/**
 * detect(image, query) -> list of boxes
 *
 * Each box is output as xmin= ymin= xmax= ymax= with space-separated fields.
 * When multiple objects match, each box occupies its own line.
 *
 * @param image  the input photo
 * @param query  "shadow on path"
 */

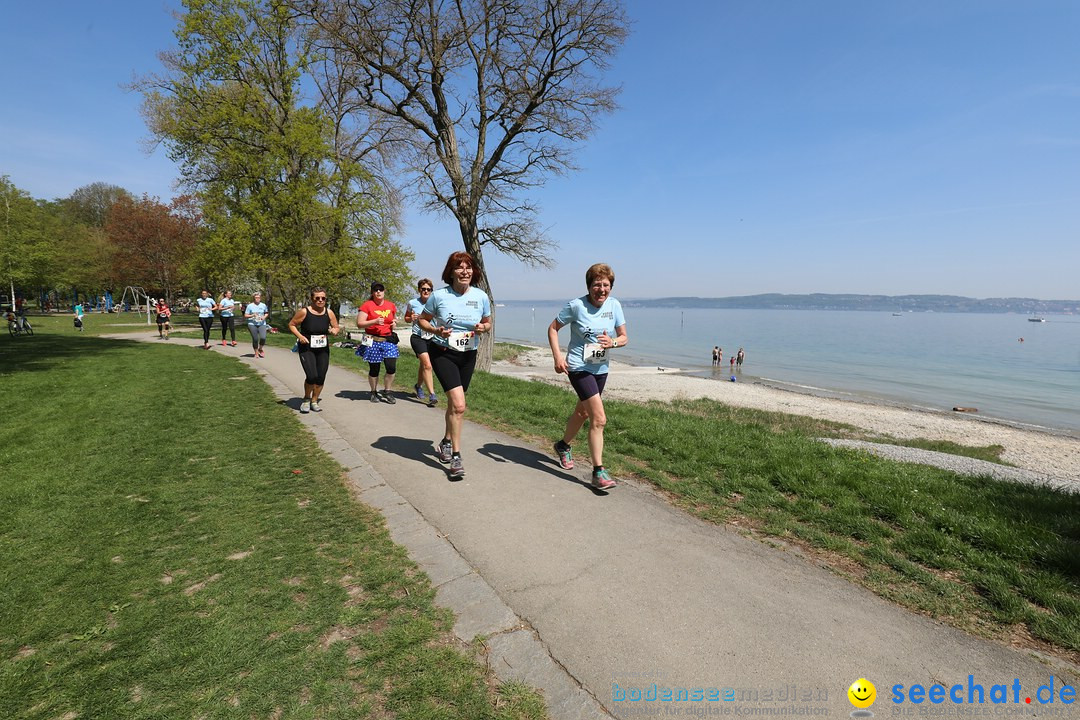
xmin=477 ymin=442 xmax=602 ymax=493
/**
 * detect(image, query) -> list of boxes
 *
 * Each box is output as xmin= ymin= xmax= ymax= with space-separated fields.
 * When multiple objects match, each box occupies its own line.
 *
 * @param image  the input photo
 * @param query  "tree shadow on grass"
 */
xmin=0 ymin=333 xmax=145 ymax=377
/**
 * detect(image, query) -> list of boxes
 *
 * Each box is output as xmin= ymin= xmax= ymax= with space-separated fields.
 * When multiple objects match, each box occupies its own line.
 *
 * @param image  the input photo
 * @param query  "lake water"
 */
xmin=492 ymin=303 xmax=1080 ymax=435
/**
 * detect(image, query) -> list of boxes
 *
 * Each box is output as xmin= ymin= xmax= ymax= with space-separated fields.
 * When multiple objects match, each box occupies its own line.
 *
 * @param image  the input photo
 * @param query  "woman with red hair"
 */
xmin=418 ymin=252 xmax=493 ymax=479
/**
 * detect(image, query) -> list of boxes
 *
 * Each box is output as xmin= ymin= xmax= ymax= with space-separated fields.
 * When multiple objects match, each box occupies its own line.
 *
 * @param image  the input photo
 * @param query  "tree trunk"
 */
xmin=459 ymin=215 xmax=494 ymax=371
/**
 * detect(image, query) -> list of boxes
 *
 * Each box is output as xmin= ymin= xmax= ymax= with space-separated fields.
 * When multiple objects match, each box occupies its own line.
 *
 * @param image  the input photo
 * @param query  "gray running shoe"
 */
xmin=369 ymin=391 xmax=380 ymax=403
xmin=591 ymin=468 xmax=616 ymax=490
xmin=300 ymin=400 xmax=311 ymax=414
xmin=437 ymin=439 xmax=453 ymax=464
xmin=449 ymin=455 xmax=465 ymax=478
xmin=382 ymin=391 xmax=396 ymax=404
xmin=310 ymin=401 xmax=321 ymax=412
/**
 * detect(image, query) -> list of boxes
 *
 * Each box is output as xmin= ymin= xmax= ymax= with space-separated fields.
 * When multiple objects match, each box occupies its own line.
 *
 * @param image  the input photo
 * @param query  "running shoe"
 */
xmin=437 ymin=439 xmax=453 ymax=464
xmin=230 ymin=341 xmax=237 ymax=347
xmin=310 ymin=401 xmax=321 ymax=412
xmin=427 ymin=392 xmax=438 ymax=407
xmin=449 ymin=455 xmax=465 ymax=479
xmin=414 ymin=384 xmax=426 ymax=400
xmin=220 ymin=340 xmax=226 ymax=346
xmin=300 ymin=400 xmax=311 ymax=414
xmin=554 ymin=441 xmax=574 ymax=470
xmin=591 ymin=468 xmax=616 ymax=491
xmin=382 ymin=391 xmax=397 ymax=405
xmin=370 ymin=391 xmax=380 ymax=403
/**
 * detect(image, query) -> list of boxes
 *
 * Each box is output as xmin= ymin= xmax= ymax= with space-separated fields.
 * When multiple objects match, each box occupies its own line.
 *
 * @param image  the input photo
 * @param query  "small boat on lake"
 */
xmin=1028 ymin=317 xmax=1046 ymax=322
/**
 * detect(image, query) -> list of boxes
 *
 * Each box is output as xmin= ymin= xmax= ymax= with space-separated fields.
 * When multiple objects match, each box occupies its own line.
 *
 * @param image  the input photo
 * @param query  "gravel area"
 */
xmin=819 ymin=439 xmax=1079 ymax=494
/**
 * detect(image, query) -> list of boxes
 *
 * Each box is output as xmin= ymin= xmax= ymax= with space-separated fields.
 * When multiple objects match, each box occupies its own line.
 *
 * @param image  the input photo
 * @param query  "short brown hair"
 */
xmin=441 ymin=251 xmax=483 ymax=286
xmin=417 ymin=278 xmax=434 ymax=290
xmin=586 ymin=263 xmax=615 ymax=288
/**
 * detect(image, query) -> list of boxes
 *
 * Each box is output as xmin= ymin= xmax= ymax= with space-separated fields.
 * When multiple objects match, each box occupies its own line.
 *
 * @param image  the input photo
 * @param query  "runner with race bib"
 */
xmin=288 ymin=287 xmax=340 ymax=414
xmin=419 ymin=252 xmax=493 ymax=480
xmin=547 ymin=263 xmax=627 ymax=491
xmin=403 ymin=278 xmax=438 ymax=407
xmin=356 ymin=282 xmax=399 ymax=404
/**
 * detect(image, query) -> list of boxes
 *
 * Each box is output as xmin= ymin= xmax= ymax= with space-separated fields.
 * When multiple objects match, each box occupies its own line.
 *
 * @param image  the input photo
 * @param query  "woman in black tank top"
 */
xmin=287 ymin=287 xmax=340 ymax=414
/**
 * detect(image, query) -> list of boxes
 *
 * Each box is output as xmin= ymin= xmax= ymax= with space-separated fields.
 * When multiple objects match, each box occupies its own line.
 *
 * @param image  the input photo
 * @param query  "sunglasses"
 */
xmin=313 ymin=297 xmax=327 ymax=302
xmin=420 ymin=287 xmax=433 ymax=292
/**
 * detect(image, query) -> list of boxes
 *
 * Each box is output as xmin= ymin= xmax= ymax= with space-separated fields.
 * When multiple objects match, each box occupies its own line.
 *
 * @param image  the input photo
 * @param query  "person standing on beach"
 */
xmin=288 ymin=287 xmax=340 ymax=413
xmin=418 ymin=251 xmax=493 ymax=479
xmin=244 ymin=292 xmax=270 ymax=357
xmin=403 ymin=278 xmax=438 ymax=407
xmin=218 ymin=290 xmax=238 ymax=346
xmin=548 ymin=263 xmax=627 ymax=491
xmin=196 ymin=290 xmax=217 ymax=349
xmin=736 ymin=347 xmax=745 ymax=368
xmin=712 ymin=346 xmax=720 ymax=366
xmin=356 ymin=282 xmax=399 ymax=404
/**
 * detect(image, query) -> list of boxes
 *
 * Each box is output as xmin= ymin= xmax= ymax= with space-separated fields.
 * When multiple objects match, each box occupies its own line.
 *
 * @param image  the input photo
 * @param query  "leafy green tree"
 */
xmin=1 ymin=176 xmax=61 ymax=304
xmin=297 ymin=0 xmax=629 ymax=367
xmin=138 ymin=0 xmax=411 ymax=310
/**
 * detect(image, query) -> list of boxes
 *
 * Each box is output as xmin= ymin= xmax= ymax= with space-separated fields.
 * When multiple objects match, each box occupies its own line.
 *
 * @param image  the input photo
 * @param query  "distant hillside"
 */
xmin=624 ymin=294 xmax=1080 ymax=314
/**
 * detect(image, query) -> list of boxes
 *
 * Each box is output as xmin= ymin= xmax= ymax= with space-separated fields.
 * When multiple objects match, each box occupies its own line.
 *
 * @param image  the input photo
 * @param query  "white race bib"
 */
xmin=359 ymin=334 xmax=374 ymax=347
xmin=448 ymin=330 xmax=478 ymax=351
xmin=310 ymin=334 xmax=328 ymax=349
xmin=420 ymin=329 xmax=435 ymax=340
xmin=583 ymin=343 xmax=607 ymax=364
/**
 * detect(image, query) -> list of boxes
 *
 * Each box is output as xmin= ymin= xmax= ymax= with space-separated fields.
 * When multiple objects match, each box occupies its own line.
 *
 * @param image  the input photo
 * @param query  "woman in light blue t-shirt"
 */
xmin=244 ymin=291 xmax=270 ymax=357
xmin=218 ymin=290 xmax=237 ymax=346
xmin=196 ymin=289 xmax=217 ymax=349
xmin=418 ymin=252 xmax=492 ymax=480
xmin=547 ymin=263 xmax=627 ymax=491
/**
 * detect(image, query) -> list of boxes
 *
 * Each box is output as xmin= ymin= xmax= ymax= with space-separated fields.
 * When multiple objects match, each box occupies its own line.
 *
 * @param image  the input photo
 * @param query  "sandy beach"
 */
xmin=491 ymin=348 xmax=1080 ymax=485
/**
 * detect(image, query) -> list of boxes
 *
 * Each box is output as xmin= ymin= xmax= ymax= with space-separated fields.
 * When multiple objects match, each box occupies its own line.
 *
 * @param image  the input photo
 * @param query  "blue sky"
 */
xmin=2 ymin=1 xmax=1078 ymax=301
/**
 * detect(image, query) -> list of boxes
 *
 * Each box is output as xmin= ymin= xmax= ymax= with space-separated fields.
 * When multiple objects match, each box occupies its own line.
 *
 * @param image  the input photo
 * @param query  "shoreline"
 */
xmin=490 ymin=345 xmax=1080 ymax=483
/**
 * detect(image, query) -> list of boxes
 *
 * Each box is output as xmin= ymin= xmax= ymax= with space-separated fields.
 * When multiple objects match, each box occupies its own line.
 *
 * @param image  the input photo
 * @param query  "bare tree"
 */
xmin=297 ymin=0 xmax=628 ymax=366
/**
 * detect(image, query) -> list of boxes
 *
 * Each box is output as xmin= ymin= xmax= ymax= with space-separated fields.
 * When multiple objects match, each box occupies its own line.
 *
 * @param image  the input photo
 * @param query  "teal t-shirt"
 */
xmin=197 ymin=297 xmax=215 ymax=318
xmin=423 ymin=286 xmax=492 ymax=350
xmin=556 ymin=295 xmax=625 ymax=375
xmin=245 ymin=302 xmax=269 ymax=326
xmin=219 ymin=298 xmax=236 ymax=317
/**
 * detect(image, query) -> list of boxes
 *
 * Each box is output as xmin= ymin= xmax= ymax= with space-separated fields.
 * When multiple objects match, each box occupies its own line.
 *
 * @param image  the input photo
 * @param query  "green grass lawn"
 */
xmin=0 ymin=331 xmax=546 ymax=720
xmin=308 ymin=338 xmax=1080 ymax=659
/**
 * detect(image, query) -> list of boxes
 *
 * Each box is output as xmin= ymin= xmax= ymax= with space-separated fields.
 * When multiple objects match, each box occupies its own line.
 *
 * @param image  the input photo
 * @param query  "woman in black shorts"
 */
xmin=287 ymin=287 xmax=340 ymax=414
xmin=418 ymin=252 xmax=492 ymax=479
xmin=403 ymin=278 xmax=438 ymax=407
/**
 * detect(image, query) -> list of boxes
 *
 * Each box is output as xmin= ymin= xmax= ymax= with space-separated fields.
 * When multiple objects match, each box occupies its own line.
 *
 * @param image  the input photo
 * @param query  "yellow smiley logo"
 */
xmin=848 ymin=678 xmax=876 ymax=709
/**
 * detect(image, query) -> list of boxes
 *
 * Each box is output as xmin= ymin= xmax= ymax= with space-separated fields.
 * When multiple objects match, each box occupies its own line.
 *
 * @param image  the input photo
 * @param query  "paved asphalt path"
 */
xmin=145 ymin=335 xmax=1079 ymax=718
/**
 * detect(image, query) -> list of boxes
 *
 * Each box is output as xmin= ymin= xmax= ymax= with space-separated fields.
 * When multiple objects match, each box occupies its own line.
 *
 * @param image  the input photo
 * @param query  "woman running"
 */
xmin=244 ymin=292 xmax=270 ymax=357
xmin=548 ymin=263 xmax=627 ymax=491
xmin=418 ymin=252 xmax=492 ymax=479
xmin=196 ymin=289 xmax=216 ymax=349
xmin=155 ymin=298 xmax=172 ymax=339
xmin=288 ymin=288 xmax=340 ymax=413
xmin=403 ymin=278 xmax=438 ymax=407
xmin=218 ymin=290 xmax=237 ymax=346
xmin=356 ymin=282 xmax=399 ymax=404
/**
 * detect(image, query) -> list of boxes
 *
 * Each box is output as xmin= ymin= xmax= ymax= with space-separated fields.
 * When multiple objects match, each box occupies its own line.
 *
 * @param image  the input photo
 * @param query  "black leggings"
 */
xmin=368 ymin=358 xmax=397 ymax=377
xmin=429 ymin=344 xmax=477 ymax=393
xmin=199 ymin=317 xmax=214 ymax=344
xmin=220 ymin=316 xmax=235 ymax=341
xmin=299 ymin=347 xmax=330 ymax=386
